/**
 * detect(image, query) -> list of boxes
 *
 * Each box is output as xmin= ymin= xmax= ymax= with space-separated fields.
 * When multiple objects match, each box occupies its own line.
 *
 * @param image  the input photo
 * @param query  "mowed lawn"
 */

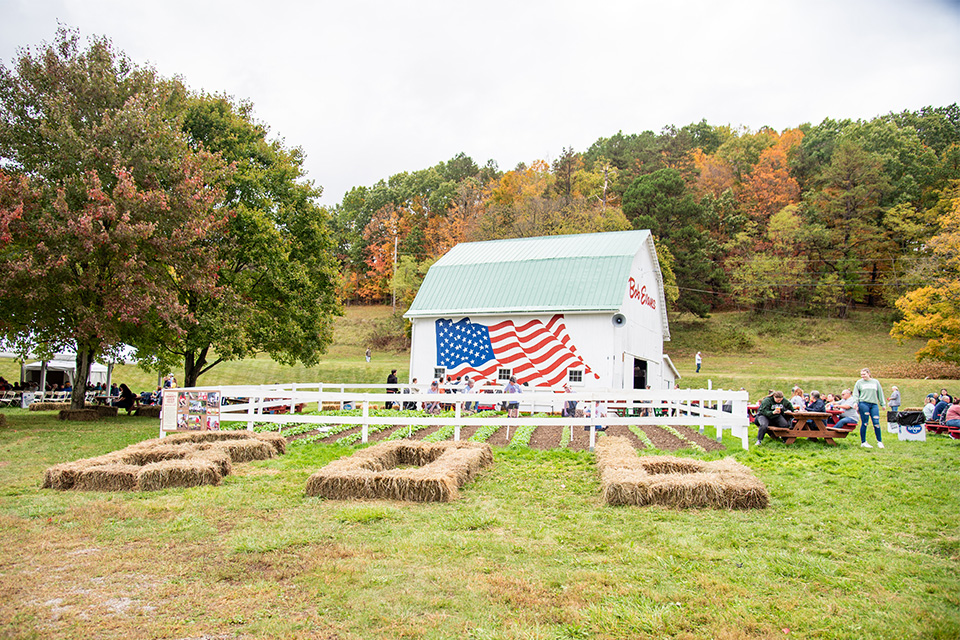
xmin=0 ymin=308 xmax=959 ymax=639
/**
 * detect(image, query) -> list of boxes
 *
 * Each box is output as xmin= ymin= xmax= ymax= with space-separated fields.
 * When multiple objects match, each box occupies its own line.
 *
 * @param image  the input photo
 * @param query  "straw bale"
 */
xmin=191 ymin=448 xmax=233 ymax=477
xmin=596 ymin=437 xmax=768 ymax=510
xmin=254 ymin=431 xmax=287 ymax=456
xmin=137 ymin=459 xmax=222 ymax=491
xmin=92 ymin=406 xmax=119 ymax=417
xmin=201 ymin=439 xmax=276 ymax=463
xmin=134 ymin=405 xmax=162 ymax=418
xmin=57 ymin=409 xmax=101 ymax=421
xmin=119 ymin=443 xmax=201 ymax=466
xmin=305 ymin=440 xmax=493 ymax=502
xmin=73 ymin=464 xmax=140 ymax=492
xmin=30 ymin=402 xmax=70 ymax=412
xmin=42 ymin=461 xmax=89 ymax=490
xmin=163 ymin=430 xmax=259 ymax=445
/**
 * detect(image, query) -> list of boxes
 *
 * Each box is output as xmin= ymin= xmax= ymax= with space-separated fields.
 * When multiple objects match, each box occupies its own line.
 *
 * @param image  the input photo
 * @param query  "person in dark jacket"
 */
xmin=386 ymin=369 xmax=399 ymax=409
xmin=115 ymin=383 xmax=138 ymax=414
xmin=806 ymin=390 xmax=825 ymax=413
xmin=755 ymin=391 xmax=793 ymax=446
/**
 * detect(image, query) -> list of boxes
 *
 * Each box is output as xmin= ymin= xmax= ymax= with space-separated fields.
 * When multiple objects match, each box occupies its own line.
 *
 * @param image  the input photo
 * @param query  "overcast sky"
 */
xmin=2 ymin=0 xmax=959 ymax=205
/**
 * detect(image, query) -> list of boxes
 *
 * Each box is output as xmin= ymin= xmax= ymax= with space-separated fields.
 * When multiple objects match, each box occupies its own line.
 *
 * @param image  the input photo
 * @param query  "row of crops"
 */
xmin=235 ymin=408 xmax=707 ymax=452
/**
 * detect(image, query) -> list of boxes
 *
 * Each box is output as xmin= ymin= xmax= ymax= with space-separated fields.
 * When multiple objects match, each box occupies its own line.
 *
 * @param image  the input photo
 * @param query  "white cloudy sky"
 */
xmin=2 ymin=0 xmax=959 ymax=205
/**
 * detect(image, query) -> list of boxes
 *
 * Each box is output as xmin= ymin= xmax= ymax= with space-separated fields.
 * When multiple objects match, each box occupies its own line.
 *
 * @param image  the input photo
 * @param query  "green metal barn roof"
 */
xmin=404 ymin=230 xmax=653 ymax=317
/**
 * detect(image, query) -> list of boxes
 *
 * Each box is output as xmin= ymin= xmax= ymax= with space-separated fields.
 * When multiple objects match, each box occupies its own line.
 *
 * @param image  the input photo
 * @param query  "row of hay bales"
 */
xmin=305 ymin=440 xmax=494 ymax=502
xmin=43 ymin=430 xmax=285 ymax=492
xmin=596 ymin=436 xmax=769 ymax=509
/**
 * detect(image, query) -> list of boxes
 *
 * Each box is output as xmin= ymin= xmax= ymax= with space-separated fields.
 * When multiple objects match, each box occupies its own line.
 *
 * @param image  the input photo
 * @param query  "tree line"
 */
xmin=332 ymin=105 xmax=960 ymax=326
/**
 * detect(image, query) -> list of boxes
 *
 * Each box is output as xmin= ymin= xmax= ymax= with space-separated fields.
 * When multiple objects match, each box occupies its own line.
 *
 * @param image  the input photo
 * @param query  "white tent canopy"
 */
xmin=22 ymin=360 xmax=109 ymax=386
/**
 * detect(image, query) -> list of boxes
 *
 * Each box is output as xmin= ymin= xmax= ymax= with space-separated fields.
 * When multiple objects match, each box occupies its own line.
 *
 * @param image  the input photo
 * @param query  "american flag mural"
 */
xmin=435 ymin=314 xmax=599 ymax=387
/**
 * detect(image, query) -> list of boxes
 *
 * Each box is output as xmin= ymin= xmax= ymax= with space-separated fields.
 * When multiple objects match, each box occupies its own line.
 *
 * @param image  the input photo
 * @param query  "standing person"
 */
xmin=386 ymin=369 xmax=398 ymax=409
xmin=425 ymin=380 xmax=441 ymax=414
xmin=755 ymin=391 xmax=793 ymax=446
xmin=365 ymin=347 xmax=371 ymax=363
xmin=852 ymin=368 xmax=885 ymax=449
xmin=887 ymin=385 xmax=902 ymax=433
xmin=695 ymin=351 xmax=702 ymax=373
xmin=462 ymin=378 xmax=477 ymax=413
xmin=504 ymin=375 xmax=522 ymax=418
xmin=561 ymin=383 xmax=578 ymax=417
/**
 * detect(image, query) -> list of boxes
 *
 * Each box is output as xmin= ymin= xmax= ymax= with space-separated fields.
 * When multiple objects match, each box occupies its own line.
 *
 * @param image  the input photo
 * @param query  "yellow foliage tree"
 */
xmin=891 ymin=185 xmax=960 ymax=365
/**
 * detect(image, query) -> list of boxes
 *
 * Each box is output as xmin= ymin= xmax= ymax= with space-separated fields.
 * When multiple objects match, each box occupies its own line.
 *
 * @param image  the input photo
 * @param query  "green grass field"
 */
xmin=0 ymin=308 xmax=958 ymax=639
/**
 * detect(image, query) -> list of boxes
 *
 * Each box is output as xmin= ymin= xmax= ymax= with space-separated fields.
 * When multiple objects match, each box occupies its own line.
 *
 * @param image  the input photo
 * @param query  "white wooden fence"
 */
xmin=161 ymin=384 xmax=752 ymax=450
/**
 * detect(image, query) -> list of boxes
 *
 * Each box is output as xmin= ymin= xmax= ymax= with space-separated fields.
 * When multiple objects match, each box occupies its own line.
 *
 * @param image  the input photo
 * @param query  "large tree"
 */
xmin=134 ymin=94 xmax=342 ymax=386
xmin=0 ymin=29 xmax=226 ymax=406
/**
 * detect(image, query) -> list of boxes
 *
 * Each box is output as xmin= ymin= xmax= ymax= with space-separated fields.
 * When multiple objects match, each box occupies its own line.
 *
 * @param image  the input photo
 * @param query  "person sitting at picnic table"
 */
xmin=831 ymin=389 xmax=859 ymax=430
xmin=755 ymin=391 xmax=793 ymax=446
xmin=424 ymin=380 xmax=441 ymax=414
xmin=790 ymin=386 xmax=806 ymax=411
xmin=402 ymin=378 xmax=419 ymax=410
xmin=115 ymin=383 xmax=138 ymax=415
xmin=944 ymin=397 xmax=960 ymax=428
xmin=931 ymin=390 xmax=953 ymax=423
xmin=923 ymin=395 xmax=938 ymax=421
xmin=806 ymin=390 xmax=825 ymax=413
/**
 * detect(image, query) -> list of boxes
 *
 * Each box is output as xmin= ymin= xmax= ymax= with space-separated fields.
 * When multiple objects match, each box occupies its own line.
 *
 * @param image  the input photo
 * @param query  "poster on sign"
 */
xmin=160 ymin=389 xmax=221 ymax=436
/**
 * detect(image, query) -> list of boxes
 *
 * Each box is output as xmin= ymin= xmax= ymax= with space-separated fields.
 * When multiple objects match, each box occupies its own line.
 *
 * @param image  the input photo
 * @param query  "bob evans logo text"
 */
xmin=628 ymin=277 xmax=656 ymax=310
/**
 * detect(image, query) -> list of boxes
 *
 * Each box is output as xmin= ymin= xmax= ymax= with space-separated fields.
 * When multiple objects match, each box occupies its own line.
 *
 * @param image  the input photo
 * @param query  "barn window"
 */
xmin=567 ymin=369 xmax=584 ymax=385
xmin=497 ymin=368 xmax=512 ymax=381
xmin=433 ymin=367 xmax=446 ymax=381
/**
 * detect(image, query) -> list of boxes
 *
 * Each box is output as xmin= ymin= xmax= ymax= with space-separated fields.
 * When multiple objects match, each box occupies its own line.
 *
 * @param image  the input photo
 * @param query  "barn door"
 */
xmin=633 ymin=358 xmax=647 ymax=390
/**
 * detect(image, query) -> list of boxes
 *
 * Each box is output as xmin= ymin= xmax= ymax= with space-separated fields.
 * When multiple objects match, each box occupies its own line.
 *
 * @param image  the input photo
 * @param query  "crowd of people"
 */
xmin=0 ymin=373 xmax=183 ymax=415
xmin=387 ymin=373 xmax=523 ymax=415
xmin=755 ymin=370 xmax=960 ymax=447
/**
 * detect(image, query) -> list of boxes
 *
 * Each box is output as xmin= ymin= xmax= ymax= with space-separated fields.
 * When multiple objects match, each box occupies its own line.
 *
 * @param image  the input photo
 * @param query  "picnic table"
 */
xmin=767 ymin=410 xmax=853 ymax=446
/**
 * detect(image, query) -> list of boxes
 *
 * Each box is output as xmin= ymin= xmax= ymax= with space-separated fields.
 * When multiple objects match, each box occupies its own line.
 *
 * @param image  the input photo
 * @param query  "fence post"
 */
xmin=362 ymin=400 xmax=369 ymax=444
xmin=246 ymin=395 xmax=255 ymax=430
xmin=289 ymin=384 xmax=297 ymax=415
xmin=317 ymin=382 xmax=323 ymax=412
xmin=455 ymin=400 xmax=461 ymax=442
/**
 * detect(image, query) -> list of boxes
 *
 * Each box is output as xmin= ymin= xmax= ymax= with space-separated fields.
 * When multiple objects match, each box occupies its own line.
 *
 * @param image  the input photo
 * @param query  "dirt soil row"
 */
xmin=289 ymin=423 xmax=726 ymax=452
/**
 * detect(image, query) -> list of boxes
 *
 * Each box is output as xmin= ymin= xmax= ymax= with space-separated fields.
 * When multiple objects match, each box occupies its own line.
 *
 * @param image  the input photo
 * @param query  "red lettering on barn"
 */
xmin=628 ymin=277 xmax=656 ymax=310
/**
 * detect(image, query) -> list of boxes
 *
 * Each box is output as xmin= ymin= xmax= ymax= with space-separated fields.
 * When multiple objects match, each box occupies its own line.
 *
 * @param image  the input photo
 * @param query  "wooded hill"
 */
xmin=331 ymin=106 xmax=960 ymax=319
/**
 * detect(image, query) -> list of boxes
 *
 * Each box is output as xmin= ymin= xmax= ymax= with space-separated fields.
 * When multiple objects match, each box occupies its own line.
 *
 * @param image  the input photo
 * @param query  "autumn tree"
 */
xmin=891 ymin=183 xmax=960 ymax=365
xmin=0 ymin=29 xmax=228 ymax=407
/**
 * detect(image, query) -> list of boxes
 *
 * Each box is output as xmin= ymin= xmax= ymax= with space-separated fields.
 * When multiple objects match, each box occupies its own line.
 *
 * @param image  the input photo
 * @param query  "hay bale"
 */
xmin=58 ymin=409 xmax=102 ymax=422
xmin=305 ymin=440 xmax=493 ymax=502
xmin=92 ymin=405 xmax=118 ymax=417
xmin=73 ymin=464 xmax=140 ymax=492
xmin=202 ymin=439 xmax=276 ymax=463
xmin=120 ymin=443 xmax=201 ymax=466
xmin=30 ymin=402 xmax=70 ymax=412
xmin=191 ymin=448 xmax=232 ymax=477
xmin=134 ymin=405 xmax=162 ymax=418
xmin=163 ymin=430 xmax=258 ymax=445
xmin=42 ymin=461 xmax=90 ymax=490
xmin=255 ymin=431 xmax=287 ymax=456
xmin=596 ymin=437 xmax=768 ymax=510
xmin=137 ymin=459 xmax=222 ymax=491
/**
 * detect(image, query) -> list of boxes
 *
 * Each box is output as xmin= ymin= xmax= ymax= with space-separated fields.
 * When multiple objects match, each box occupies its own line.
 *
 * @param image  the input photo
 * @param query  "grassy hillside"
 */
xmin=666 ymin=309 xmax=956 ymax=408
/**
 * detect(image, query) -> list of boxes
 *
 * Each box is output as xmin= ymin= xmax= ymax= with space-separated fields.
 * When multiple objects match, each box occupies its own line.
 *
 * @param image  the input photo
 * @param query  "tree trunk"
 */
xmin=184 ymin=346 xmax=209 ymax=388
xmin=72 ymin=346 xmax=96 ymax=410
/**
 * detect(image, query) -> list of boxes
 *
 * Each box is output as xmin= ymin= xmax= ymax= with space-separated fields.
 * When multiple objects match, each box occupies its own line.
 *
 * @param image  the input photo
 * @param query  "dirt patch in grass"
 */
xmin=528 ymin=425 xmax=563 ymax=449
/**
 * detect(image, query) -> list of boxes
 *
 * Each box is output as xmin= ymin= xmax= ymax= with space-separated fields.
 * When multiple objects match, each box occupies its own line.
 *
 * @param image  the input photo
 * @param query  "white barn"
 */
xmin=404 ymin=230 xmax=679 ymax=390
